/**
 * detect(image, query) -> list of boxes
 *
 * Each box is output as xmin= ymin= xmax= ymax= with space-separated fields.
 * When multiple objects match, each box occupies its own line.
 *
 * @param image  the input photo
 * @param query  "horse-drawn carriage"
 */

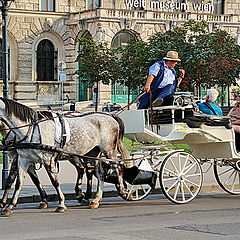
xmin=0 ymin=94 xmax=240 ymax=216
xmin=118 ymin=93 xmax=240 ymax=204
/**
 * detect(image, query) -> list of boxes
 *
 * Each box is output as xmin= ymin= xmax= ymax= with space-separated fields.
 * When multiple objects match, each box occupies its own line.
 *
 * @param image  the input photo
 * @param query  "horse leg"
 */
xmin=89 ymin=160 xmax=104 ymax=209
xmin=69 ymin=157 xmax=86 ymax=204
xmin=84 ymin=162 xmax=95 ymax=205
xmin=28 ymin=164 xmax=48 ymax=209
xmin=1 ymin=160 xmax=29 ymax=217
xmin=114 ymin=164 xmax=131 ymax=200
xmin=0 ymin=158 xmax=18 ymax=208
xmin=44 ymin=161 xmax=67 ymax=213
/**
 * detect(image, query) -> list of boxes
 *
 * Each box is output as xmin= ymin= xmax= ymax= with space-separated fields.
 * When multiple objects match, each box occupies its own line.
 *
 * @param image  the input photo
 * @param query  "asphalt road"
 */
xmin=1 ymin=193 xmax=240 ymax=240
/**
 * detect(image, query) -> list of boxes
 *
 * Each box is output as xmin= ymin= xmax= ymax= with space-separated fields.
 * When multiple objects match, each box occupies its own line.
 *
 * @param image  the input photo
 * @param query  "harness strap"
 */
xmin=56 ymin=113 xmax=67 ymax=148
xmin=203 ymin=102 xmax=218 ymax=115
xmin=0 ymin=143 xmax=150 ymax=163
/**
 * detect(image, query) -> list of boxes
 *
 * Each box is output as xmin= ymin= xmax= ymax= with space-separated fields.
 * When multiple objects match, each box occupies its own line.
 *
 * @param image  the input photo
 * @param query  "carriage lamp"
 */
xmin=0 ymin=0 xmax=14 ymax=189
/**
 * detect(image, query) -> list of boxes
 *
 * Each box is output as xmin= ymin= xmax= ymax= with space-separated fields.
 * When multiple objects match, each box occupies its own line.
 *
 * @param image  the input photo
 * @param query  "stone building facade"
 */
xmin=2 ymin=0 xmax=240 ymax=105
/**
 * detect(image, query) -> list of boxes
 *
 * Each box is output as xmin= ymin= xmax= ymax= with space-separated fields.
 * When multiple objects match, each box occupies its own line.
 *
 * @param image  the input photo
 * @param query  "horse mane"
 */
xmin=0 ymin=97 xmax=36 ymax=122
xmin=38 ymin=111 xmax=54 ymax=120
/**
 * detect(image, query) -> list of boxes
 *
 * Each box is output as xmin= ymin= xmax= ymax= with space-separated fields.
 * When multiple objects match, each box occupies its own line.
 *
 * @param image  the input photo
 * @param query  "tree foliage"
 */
xmin=76 ymin=21 xmax=240 ymax=102
xmin=76 ymin=37 xmax=116 ymax=85
xmin=186 ymin=29 xmax=240 ymax=87
xmin=113 ymin=40 xmax=148 ymax=99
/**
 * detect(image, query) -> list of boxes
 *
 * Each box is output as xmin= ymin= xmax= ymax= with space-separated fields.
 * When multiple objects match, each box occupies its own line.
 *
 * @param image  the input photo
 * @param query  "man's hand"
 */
xmin=179 ymin=69 xmax=185 ymax=78
xmin=177 ymin=69 xmax=185 ymax=87
xmin=144 ymin=83 xmax=151 ymax=93
xmin=144 ymin=75 xmax=154 ymax=92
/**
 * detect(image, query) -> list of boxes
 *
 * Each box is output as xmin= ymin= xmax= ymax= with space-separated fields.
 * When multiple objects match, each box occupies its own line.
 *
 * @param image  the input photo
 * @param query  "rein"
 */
xmin=115 ymin=92 xmax=146 ymax=114
xmin=0 ymin=143 xmax=149 ymax=163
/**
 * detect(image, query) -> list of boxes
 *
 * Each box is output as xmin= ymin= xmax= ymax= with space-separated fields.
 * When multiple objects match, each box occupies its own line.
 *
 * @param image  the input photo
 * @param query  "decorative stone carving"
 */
xmin=96 ymin=23 xmax=105 ymax=44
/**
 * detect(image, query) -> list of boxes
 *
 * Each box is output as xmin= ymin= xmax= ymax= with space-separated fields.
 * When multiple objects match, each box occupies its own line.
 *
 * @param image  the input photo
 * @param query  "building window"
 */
xmin=36 ymin=39 xmax=57 ymax=81
xmin=214 ymin=0 xmax=224 ymax=14
xmin=111 ymin=31 xmax=139 ymax=103
xmin=87 ymin=0 xmax=101 ymax=10
xmin=78 ymin=31 xmax=93 ymax=101
xmin=41 ymin=0 xmax=55 ymax=11
xmin=0 ymin=39 xmax=10 ymax=80
xmin=111 ymin=31 xmax=135 ymax=49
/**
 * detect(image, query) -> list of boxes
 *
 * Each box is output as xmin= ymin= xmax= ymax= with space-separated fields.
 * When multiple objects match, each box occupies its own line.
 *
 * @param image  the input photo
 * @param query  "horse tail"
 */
xmin=111 ymin=114 xmax=132 ymax=167
xmin=111 ymin=114 xmax=125 ymax=140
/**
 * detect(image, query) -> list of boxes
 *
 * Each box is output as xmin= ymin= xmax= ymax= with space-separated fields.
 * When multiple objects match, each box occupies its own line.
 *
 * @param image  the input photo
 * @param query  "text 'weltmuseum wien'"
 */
xmin=125 ymin=0 xmax=214 ymax=12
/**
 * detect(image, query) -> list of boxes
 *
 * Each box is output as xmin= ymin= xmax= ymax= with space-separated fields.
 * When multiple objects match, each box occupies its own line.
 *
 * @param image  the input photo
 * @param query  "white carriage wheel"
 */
xmin=123 ymin=181 xmax=154 ymax=201
xmin=213 ymin=160 xmax=240 ymax=195
xmin=159 ymin=151 xmax=203 ymax=204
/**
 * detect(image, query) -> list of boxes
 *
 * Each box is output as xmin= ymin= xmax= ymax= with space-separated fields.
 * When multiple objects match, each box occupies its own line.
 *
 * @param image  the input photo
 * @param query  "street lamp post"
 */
xmin=0 ymin=0 xmax=14 ymax=189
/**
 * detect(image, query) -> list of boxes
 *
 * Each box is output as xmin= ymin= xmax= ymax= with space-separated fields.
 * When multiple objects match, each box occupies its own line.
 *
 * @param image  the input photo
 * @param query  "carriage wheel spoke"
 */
xmin=166 ymin=180 xmax=179 ymax=193
xmin=164 ymin=168 xmax=178 ymax=177
xmin=178 ymin=153 xmax=182 ymax=173
xmin=185 ymin=173 xmax=201 ymax=178
xmin=170 ymin=157 xmax=179 ymax=174
xmin=173 ymin=182 xmax=180 ymax=200
xmin=180 ymin=182 xmax=185 ymax=202
xmin=183 ymin=181 xmax=194 ymax=197
xmin=140 ymin=185 xmax=147 ymax=194
xmin=183 ymin=162 xmax=197 ymax=175
xmin=162 ymin=177 xmax=178 ymax=182
xmin=218 ymin=168 xmax=233 ymax=177
xmin=185 ymin=178 xmax=201 ymax=188
xmin=135 ymin=188 xmax=139 ymax=199
xmin=182 ymin=154 xmax=189 ymax=173
xmin=127 ymin=185 xmax=134 ymax=199
xmin=223 ymin=169 xmax=235 ymax=185
xmin=231 ymin=171 xmax=237 ymax=191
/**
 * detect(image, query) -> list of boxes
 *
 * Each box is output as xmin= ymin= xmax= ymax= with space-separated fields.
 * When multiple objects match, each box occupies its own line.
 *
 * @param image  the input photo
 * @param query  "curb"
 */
xmin=15 ymin=185 xmax=223 ymax=204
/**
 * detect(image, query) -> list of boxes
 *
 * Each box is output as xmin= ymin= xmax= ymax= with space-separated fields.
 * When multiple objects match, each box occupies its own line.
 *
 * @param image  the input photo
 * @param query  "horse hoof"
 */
xmin=76 ymin=194 xmax=85 ymax=203
xmin=0 ymin=202 xmax=5 ymax=209
xmin=89 ymin=201 xmax=99 ymax=209
xmin=54 ymin=206 xmax=67 ymax=213
xmin=39 ymin=202 xmax=48 ymax=209
xmin=80 ymin=199 xmax=90 ymax=206
xmin=1 ymin=209 xmax=13 ymax=217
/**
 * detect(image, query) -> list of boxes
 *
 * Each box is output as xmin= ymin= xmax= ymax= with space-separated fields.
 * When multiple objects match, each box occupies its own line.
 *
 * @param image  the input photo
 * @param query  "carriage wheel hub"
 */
xmin=178 ymin=174 xmax=185 ymax=182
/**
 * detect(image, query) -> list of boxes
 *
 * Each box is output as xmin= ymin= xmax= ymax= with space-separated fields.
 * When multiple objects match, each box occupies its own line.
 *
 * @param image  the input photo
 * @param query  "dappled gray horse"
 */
xmin=0 ymin=98 xmax=130 ymax=216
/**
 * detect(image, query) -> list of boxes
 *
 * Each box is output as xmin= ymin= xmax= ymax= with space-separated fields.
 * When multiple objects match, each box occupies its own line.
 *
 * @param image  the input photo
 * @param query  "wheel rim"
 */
xmin=160 ymin=151 xmax=203 ymax=204
xmin=214 ymin=160 xmax=240 ymax=195
xmin=124 ymin=182 xmax=153 ymax=201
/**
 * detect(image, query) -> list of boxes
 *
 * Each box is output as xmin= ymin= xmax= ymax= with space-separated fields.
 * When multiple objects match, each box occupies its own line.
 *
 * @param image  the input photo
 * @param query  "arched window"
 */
xmin=78 ymin=31 xmax=93 ymax=101
xmin=111 ymin=31 xmax=139 ymax=103
xmin=36 ymin=39 xmax=57 ymax=81
xmin=111 ymin=31 xmax=135 ymax=49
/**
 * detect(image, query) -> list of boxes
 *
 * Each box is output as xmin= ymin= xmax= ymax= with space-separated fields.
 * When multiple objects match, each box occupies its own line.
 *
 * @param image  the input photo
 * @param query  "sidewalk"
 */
xmin=0 ymin=160 xmax=223 ymax=204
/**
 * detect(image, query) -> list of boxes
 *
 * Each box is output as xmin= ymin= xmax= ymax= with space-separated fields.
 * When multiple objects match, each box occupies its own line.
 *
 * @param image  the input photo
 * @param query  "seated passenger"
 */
xmin=138 ymin=51 xmax=185 ymax=109
xmin=197 ymin=89 xmax=223 ymax=116
xmin=227 ymin=95 xmax=240 ymax=134
xmin=227 ymin=95 xmax=240 ymax=151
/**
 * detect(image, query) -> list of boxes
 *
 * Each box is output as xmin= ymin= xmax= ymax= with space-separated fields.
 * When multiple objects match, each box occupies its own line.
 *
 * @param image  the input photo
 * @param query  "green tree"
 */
xmin=186 ymin=29 xmax=240 ymax=88
xmin=114 ymin=40 xmax=148 ymax=105
xmin=76 ymin=38 xmax=116 ymax=111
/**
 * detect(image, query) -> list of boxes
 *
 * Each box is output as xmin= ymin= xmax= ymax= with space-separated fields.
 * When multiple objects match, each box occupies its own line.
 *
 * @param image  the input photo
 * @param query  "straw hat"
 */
xmin=163 ymin=51 xmax=181 ymax=62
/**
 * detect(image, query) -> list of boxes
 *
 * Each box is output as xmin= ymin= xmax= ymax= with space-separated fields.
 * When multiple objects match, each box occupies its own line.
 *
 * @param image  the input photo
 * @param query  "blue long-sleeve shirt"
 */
xmin=197 ymin=102 xmax=223 ymax=116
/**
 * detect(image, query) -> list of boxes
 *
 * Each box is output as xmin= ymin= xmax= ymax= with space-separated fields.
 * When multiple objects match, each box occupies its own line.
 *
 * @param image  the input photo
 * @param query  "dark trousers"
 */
xmin=138 ymin=84 xmax=175 ymax=109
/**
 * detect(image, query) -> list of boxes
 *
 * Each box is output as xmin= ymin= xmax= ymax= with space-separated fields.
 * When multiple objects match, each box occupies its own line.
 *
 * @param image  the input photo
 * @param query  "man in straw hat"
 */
xmin=138 ymin=50 xmax=185 ymax=109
